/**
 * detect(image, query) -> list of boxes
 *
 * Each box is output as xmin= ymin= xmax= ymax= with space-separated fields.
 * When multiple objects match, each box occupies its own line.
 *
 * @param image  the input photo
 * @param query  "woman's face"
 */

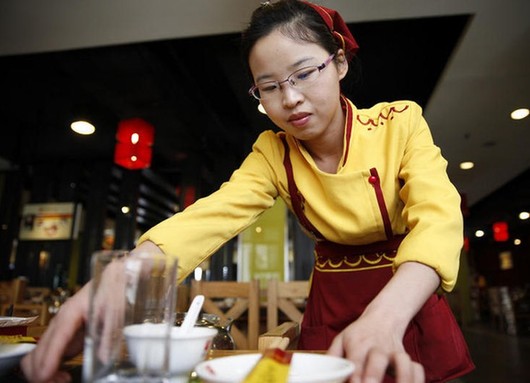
xmin=248 ymin=30 xmax=348 ymax=142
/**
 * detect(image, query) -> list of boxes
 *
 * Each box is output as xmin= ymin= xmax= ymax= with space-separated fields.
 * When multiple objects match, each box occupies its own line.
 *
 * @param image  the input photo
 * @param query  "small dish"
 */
xmin=0 ymin=316 xmax=38 ymax=327
xmin=0 ymin=343 xmax=36 ymax=376
xmin=195 ymin=352 xmax=355 ymax=383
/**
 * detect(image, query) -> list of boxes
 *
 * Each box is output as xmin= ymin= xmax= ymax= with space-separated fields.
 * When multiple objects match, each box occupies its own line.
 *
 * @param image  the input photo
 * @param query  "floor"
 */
xmin=448 ymin=322 xmax=530 ymax=383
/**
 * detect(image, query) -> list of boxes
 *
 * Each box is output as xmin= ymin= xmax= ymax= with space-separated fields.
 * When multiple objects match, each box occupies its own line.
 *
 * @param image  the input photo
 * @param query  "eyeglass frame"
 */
xmin=248 ymin=53 xmax=336 ymax=100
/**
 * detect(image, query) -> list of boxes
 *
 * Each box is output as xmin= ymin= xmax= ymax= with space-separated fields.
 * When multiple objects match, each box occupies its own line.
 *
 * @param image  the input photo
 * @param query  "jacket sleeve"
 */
xmin=393 ymin=102 xmax=463 ymax=292
xmin=137 ymin=131 xmax=282 ymax=283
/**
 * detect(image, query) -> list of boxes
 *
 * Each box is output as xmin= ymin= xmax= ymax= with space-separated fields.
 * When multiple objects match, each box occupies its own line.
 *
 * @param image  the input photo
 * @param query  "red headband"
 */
xmin=303 ymin=1 xmax=359 ymax=59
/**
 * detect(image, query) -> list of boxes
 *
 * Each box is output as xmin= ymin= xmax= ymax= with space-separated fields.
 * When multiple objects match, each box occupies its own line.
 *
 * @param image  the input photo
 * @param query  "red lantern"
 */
xmin=114 ymin=118 xmax=154 ymax=170
xmin=115 ymin=118 xmax=154 ymax=145
xmin=492 ymin=221 xmax=509 ymax=242
xmin=114 ymin=141 xmax=153 ymax=170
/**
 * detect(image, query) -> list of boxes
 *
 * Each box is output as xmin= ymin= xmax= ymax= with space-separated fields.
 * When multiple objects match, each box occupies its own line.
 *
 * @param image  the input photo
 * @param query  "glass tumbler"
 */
xmin=82 ymin=250 xmax=178 ymax=383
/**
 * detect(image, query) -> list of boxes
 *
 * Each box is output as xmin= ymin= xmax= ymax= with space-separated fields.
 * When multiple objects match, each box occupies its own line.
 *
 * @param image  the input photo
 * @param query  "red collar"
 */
xmin=341 ymin=95 xmax=354 ymax=166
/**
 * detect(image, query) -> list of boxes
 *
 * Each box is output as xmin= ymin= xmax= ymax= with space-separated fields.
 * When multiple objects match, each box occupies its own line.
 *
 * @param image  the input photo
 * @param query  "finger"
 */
xmin=22 ymin=316 xmax=81 ymax=382
xmin=19 ymin=367 xmax=73 ymax=383
xmin=96 ymin=259 xmax=127 ymax=362
xmin=328 ymin=336 xmax=367 ymax=383
xmin=392 ymin=352 xmax=425 ymax=383
xmin=47 ymin=370 xmax=73 ymax=383
xmin=412 ymin=361 xmax=425 ymax=383
xmin=97 ymin=302 xmax=125 ymax=362
xmin=391 ymin=352 xmax=409 ymax=382
xmin=361 ymin=349 xmax=388 ymax=383
xmin=21 ymin=291 xmax=87 ymax=382
xmin=327 ymin=336 xmax=362 ymax=383
xmin=327 ymin=333 xmax=344 ymax=357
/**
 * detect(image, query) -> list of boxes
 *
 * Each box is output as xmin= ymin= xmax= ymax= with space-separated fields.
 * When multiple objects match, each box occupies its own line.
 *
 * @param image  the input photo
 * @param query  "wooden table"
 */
xmin=8 ymin=349 xmax=325 ymax=382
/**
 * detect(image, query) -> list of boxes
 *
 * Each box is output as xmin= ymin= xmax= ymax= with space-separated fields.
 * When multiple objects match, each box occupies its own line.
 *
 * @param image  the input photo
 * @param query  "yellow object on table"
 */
xmin=0 ymin=335 xmax=37 ymax=344
xmin=242 ymin=348 xmax=292 ymax=383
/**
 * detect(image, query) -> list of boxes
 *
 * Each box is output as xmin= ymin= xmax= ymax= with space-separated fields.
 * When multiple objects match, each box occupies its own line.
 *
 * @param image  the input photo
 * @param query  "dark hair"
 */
xmin=241 ymin=0 xmax=360 ymax=90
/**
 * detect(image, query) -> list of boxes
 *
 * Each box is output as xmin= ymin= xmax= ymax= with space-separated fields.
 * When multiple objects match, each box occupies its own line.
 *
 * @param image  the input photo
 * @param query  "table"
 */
xmin=6 ymin=349 xmax=325 ymax=382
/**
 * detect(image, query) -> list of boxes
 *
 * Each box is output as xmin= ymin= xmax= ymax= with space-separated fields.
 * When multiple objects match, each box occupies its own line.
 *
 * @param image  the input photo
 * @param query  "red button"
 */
xmin=368 ymin=175 xmax=378 ymax=184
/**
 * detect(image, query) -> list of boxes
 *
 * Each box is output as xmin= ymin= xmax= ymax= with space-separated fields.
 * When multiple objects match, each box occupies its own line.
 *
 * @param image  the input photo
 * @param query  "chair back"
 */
xmin=176 ymin=283 xmax=190 ymax=313
xmin=24 ymin=287 xmax=51 ymax=304
xmin=191 ymin=279 xmax=260 ymax=349
xmin=0 ymin=279 xmax=52 ymax=327
xmin=0 ymin=277 xmax=27 ymax=305
xmin=266 ymin=279 xmax=309 ymax=331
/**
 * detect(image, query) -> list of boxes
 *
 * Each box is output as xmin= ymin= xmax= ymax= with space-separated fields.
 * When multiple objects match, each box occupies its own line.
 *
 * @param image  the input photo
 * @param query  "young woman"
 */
xmin=22 ymin=1 xmax=474 ymax=382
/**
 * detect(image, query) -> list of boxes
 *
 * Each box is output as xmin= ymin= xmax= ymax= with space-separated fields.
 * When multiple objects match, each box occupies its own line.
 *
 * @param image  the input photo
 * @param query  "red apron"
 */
xmin=281 ymin=137 xmax=475 ymax=383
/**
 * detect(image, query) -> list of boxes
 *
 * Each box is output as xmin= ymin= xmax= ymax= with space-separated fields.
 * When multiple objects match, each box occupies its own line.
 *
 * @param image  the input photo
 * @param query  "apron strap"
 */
xmin=281 ymin=135 xmax=325 ymax=240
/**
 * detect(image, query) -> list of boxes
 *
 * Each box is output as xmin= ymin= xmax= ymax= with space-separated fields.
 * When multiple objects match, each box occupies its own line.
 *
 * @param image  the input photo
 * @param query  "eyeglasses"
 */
xmin=248 ymin=53 xmax=335 ymax=100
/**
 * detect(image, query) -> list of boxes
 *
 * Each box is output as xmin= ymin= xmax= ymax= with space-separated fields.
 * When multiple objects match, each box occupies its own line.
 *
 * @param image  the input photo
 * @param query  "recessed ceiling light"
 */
xmin=510 ymin=108 xmax=529 ymax=120
xmin=519 ymin=211 xmax=530 ymax=220
xmin=70 ymin=120 xmax=95 ymax=135
xmin=514 ymin=238 xmax=522 ymax=246
xmin=459 ymin=161 xmax=474 ymax=170
xmin=475 ymin=229 xmax=485 ymax=238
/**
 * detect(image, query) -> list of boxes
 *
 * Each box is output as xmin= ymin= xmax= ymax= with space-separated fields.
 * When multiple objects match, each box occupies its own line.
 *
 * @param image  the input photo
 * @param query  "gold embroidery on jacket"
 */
xmin=356 ymin=105 xmax=409 ymax=129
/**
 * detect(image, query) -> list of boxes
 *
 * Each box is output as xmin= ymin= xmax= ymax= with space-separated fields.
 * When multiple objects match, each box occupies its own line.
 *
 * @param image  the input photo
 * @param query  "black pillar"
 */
xmin=113 ymin=168 xmax=141 ymax=250
xmin=0 ymin=169 xmax=24 ymax=280
xmin=78 ymin=161 xmax=112 ymax=284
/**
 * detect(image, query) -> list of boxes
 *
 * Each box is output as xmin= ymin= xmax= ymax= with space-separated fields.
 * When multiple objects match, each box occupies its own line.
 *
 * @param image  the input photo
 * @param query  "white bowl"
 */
xmin=195 ymin=352 xmax=355 ymax=383
xmin=124 ymin=323 xmax=217 ymax=379
xmin=0 ymin=343 xmax=36 ymax=376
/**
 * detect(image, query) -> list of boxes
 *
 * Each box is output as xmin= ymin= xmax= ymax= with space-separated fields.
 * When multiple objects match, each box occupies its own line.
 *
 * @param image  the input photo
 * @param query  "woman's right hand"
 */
xmin=20 ymin=241 xmax=164 ymax=383
xmin=21 ymin=282 xmax=90 ymax=383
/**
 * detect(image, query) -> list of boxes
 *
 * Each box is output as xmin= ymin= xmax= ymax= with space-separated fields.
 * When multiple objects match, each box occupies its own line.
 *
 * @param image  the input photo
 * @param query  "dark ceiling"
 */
xmin=0 ymin=13 xmax=528 ymax=236
xmin=0 ymin=15 xmax=468 ymax=189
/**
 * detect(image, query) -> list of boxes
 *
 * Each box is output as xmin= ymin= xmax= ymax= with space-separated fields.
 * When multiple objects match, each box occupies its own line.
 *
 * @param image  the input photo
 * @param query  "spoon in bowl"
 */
xmin=179 ymin=294 xmax=204 ymax=334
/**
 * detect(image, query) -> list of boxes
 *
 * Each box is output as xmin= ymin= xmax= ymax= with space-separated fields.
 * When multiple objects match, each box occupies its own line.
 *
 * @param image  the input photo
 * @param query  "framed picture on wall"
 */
xmin=19 ymin=202 xmax=81 ymax=241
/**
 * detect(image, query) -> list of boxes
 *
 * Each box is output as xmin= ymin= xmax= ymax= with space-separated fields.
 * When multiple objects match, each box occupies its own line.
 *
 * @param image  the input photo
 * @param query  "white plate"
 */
xmin=195 ymin=352 xmax=355 ymax=383
xmin=0 ymin=343 xmax=36 ymax=376
xmin=0 ymin=316 xmax=38 ymax=327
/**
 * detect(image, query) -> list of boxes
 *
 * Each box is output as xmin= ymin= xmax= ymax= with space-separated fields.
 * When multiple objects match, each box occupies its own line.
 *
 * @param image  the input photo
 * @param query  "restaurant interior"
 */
xmin=0 ymin=1 xmax=529 ymax=382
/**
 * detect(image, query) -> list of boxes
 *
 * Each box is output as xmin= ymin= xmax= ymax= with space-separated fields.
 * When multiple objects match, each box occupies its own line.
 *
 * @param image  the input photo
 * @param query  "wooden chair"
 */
xmin=258 ymin=321 xmax=300 ymax=351
xmin=266 ymin=279 xmax=309 ymax=331
xmin=0 ymin=282 xmax=12 ymax=306
xmin=24 ymin=286 xmax=51 ymax=304
xmin=259 ymin=279 xmax=309 ymax=350
xmin=176 ymin=283 xmax=190 ymax=313
xmin=0 ymin=280 xmax=52 ymax=327
xmin=0 ymin=277 xmax=27 ymax=306
xmin=191 ymin=279 xmax=260 ymax=349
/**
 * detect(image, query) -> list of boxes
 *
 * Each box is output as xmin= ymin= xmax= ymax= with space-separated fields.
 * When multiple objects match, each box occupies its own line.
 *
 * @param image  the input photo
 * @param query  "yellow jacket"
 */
xmin=139 ymin=99 xmax=463 ymax=291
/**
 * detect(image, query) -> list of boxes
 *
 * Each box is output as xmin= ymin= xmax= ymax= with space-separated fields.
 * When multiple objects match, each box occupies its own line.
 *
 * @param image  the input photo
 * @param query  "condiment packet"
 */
xmin=243 ymin=348 xmax=292 ymax=383
xmin=0 ymin=335 xmax=37 ymax=344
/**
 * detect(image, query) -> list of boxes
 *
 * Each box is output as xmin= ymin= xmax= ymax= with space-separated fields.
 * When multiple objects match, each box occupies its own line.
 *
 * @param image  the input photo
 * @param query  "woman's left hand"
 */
xmin=326 ymin=261 xmax=441 ymax=383
xmin=328 ymin=314 xmax=424 ymax=383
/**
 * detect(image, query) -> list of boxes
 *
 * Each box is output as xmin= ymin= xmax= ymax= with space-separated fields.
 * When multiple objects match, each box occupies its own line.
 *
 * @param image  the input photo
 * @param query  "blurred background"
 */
xmin=0 ymin=0 xmax=529 ymax=363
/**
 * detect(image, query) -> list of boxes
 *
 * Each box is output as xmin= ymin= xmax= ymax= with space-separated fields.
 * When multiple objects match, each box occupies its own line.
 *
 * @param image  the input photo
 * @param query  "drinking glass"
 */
xmin=82 ymin=250 xmax=178 ymax=383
